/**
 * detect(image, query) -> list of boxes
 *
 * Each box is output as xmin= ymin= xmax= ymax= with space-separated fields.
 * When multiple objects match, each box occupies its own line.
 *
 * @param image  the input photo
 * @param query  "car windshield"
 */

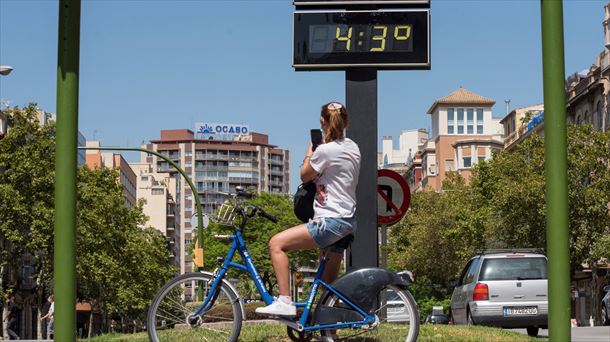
xmin=386 ymin=290 xmax=400 ymax=301
xmin=479 ymin=257 xmax=547 ymax=281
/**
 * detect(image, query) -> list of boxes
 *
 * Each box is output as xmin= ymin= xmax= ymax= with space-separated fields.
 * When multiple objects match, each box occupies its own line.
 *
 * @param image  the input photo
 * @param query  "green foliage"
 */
xmin=0 ymin=104 xmax=55 ymax=299
xmin=0 ymin=104 xmax=174 ymax=321
xmin=201 ymin=192 xmax=318 ymax=293
xmin=387 ymin=173 xmax=487 ymax=288
xmin=388 ymin=124 xmax=610 ymax=306
xmin=76 ymin=167 xmax=175 ymax=316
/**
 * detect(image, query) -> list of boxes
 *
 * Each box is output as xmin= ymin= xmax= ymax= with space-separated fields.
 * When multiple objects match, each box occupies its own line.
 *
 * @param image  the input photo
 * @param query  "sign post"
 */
xmin=293 ymin=0 xmax=429 ymax=270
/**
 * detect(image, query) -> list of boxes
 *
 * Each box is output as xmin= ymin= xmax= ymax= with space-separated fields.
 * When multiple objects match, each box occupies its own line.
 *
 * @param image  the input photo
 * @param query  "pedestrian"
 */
xmin=256 ymin=101 xmax=361 ymax=316
xmin=2 ymin=295 xmax=20 ymax=340
xmin=40 ymin=294 xmax=54 ymax=339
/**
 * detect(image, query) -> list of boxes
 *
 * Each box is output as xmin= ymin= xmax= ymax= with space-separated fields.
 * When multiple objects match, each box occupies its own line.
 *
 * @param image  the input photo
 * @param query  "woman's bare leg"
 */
xmin=268 ymin=224 xmax=318 ymax=296
xmin=320 ymin=250 xmax=343 ymax=283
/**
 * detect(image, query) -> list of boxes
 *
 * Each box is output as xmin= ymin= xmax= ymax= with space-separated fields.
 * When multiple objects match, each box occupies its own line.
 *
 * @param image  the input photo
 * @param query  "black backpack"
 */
xmin=293 ymin=181 xmax=316 ymax=223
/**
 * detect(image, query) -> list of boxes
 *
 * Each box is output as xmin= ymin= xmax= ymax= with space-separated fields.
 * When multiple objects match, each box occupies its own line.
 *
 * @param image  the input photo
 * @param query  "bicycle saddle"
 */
xmin=327 ymin=234 xmax=354 ymax=252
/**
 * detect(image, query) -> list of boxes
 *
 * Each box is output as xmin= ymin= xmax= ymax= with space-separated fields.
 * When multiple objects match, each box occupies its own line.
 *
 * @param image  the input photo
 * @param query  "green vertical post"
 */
xmin=540 ymin=1 xmax=571 ymax=341
xmin=55 ymin=0 xmax=81 ymax=341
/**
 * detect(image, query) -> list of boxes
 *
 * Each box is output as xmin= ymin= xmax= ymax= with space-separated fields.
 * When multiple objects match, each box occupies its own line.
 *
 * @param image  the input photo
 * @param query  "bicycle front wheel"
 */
xmin=319 ymin=285 xmax=419 ymax=342
xmin=147 ymin=272 xmax=242 ymax=342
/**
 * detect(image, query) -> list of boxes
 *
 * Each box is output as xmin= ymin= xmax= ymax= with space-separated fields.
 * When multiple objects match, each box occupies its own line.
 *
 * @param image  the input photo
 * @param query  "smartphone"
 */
xmin=310 ymin=129 xmax=323 ymax=151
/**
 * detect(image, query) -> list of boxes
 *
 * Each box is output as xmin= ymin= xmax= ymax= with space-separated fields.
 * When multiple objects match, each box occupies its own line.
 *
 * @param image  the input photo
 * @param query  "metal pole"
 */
xmin=54 ymin=0 xmax=81 ymax=341
xmin=540 ymin=1 xmax=571 ymax=340
xmin=77 ymin=147 xmax=205 ymax=250
xmin=346 ymin=69 xmax=378 ymax=270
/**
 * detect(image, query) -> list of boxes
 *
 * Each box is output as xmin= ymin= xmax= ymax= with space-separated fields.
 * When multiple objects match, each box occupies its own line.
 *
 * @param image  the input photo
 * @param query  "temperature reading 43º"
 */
xmin=310 ymin=24 xmax=413 ymax=53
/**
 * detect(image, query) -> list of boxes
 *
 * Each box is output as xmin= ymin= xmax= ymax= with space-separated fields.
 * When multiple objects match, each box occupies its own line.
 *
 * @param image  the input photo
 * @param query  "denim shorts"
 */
xmin=306 ymin=217 xmax=356 ymax=251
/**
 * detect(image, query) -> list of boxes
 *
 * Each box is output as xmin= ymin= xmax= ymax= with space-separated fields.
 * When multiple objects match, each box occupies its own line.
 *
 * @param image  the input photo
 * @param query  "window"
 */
xmin=447 ymin=108 xmax=455 ymax=134
xmin=595 ymin=101 xmax=603 ymax=130
xmin=152 ymin=189 xmax=164 ymax=195
xmin=467 ymin=109 xmax=474 ymax=134
xmin=185 ymin=151 xmax=192 ymax=157
xmin=463 ymin=157 xmax=472 ymax=168
xmin=479 ymin=257 xmax=547 ymax=281
xmin=476 ymin=109 xmax=484 ymax=134
xmin=464 ymin=258 xmax=481 ymax=284
xmin=141 ymin=176 xmax=148 ymax=181
xmin=457 ymin=109 xmax=464 ymax=134
xmin=478 ymin=156 xmax=486 ymax=163
xmin=445 ymin=159 xmax=455 ymax=172
xmin=184 ymin=162 xmax=192 ymax=168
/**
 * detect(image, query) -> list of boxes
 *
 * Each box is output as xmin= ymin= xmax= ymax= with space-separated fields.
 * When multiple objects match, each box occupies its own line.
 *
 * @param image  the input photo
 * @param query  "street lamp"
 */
xmin=0 ymin=65 xmax=14 ymax=76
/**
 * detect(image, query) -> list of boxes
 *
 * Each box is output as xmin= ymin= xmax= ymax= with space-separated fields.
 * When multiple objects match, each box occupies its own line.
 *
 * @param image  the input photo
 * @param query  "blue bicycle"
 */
xmin=147 ymin=188 xmax=420 ymax=341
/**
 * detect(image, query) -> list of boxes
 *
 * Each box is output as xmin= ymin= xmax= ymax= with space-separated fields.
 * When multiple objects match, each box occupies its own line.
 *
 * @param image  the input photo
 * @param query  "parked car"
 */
xmin=449 ymin=249 xmax=548 ymax=337
xmin=602 ymin=285 xmax=610 ymax=326
xmin=386 ymin=289 xmax=411 ymax=323
xmin=424 ymin=314 xmax=449 ymax=325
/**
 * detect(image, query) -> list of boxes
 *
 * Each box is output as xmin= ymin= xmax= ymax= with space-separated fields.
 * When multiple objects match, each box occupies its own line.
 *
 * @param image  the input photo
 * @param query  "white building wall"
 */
xmin=382 ymin=129 xmax=428 ymax=165
xmin=431 ymin=111 xmax=440 ymax=140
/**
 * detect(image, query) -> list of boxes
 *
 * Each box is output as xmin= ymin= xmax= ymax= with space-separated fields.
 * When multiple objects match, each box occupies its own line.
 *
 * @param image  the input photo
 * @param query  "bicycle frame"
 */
xmin=193 ymin=229 xmax=377 ymax=331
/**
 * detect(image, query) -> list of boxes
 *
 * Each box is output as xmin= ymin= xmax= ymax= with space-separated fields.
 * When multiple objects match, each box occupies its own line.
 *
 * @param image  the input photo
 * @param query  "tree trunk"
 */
xmin=88 ymin=311 xmax=94 ymax=338
xmin=2 ymin=305 xmax=8 ymax=339
xmin=37 ymin=306 xmax=43 ymax=339
xmin=591 ymin=266 xmax=601 ymax=326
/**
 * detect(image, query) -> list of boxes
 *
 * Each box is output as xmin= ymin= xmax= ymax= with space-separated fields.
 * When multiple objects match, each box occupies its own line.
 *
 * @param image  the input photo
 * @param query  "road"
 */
xmin=512 ymin=327 xmax=610 ymax=341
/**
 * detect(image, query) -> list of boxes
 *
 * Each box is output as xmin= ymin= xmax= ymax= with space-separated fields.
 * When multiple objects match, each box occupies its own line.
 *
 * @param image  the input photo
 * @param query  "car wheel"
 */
xmin=602 ymin=305 xmax=609 ymax=326
xmin=466 ymin=308 xmax=475 ymax=326
xmin=526 ymin=326 xmax=539 ymax=337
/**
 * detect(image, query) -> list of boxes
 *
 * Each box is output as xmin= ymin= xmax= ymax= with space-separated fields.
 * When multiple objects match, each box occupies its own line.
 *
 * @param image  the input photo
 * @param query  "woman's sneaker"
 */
xmin=255 ymin=300 xmax=296 ymax=316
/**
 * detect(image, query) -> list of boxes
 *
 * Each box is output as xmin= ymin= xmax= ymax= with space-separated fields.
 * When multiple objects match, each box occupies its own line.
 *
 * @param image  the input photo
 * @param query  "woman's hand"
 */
xmin=301 ymin=143 xmax=318 ymax=182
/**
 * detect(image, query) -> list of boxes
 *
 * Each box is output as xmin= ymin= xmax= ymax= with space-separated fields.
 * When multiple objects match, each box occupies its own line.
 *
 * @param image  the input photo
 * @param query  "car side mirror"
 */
xmin=448 ymin=279 xmax=458 ymax=288
xmin=604 ymin=285 xmax=610 ymax=293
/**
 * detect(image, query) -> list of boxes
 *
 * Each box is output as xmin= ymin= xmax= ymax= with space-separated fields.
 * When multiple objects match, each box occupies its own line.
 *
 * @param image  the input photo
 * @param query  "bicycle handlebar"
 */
xmin=256 ymin=207 xmax=278 ymax=223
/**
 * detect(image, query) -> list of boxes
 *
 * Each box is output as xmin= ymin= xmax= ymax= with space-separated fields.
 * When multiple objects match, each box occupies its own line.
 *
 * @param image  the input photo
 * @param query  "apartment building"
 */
xmin=130 ymin=163 xmax=180 ymax=268
xmin=141 ymin=125 xmax=290 ymax=274
xmin=421 ymin=87 xmax=504 ymax=191
xmin=85 ymin=140 xmax=137 ymax=207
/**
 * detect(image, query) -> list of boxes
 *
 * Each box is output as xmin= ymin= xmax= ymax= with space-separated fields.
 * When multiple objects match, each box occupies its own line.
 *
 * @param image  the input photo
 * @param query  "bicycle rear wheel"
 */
xmin=147 ymin=272 xmax=242 ymax=342
xmin=319 ymin=285 xmax=419 ymax=342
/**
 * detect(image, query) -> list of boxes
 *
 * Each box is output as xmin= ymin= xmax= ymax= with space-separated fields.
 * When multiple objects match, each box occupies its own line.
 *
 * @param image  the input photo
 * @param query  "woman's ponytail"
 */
xmin=321 ymin=102 xmax=348 ymax=142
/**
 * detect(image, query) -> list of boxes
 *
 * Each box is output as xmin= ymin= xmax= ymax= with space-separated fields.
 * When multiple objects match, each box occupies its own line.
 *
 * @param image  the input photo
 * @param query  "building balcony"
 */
xmin=229 ymin=177 xmax=258 ymax=184
xmin=194 ymin=166 xmax=229 ymax=172
xmin=268 ymin=159 xmax=284 ymax=165
xmin=269 ymin=169 xmax=284 ymax=176
xmin=269 ymin=180 xmax=284 ymax=187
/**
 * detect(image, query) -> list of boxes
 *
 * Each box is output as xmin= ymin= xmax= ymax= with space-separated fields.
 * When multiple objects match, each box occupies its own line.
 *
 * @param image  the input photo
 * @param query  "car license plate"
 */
xmin=503 ymin=306 xmax=538 ymax=316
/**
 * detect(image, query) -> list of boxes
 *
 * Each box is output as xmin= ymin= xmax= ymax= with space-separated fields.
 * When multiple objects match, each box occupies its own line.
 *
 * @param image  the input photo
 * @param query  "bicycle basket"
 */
xmin=213 ymin=201 xmax=238 ymax=226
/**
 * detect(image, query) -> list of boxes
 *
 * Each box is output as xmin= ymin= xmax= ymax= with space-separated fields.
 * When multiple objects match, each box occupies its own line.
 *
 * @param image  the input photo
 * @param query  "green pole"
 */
xmin=78 ymin=147 xmax=205 ymax=249
xmin=54 ymin=0 xmax=81 ymax=341
xmin=540 ymin=1 xmax=571 ymax=341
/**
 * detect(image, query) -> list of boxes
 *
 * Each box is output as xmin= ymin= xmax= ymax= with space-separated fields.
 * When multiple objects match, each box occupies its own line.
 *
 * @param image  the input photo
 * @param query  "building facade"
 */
xmin=142 ymin=127 xmax=290 ymax=274
xmin=130 ymin=162 xmax=180 ymax=268
xmin=421 ymin=87 xmax=504 ymax=191
xmin=85 ymin=140 xmax=137 ymax=208
xmin=500 ymin=104 xmax=544 ymax=150
xmin=381 ymin=129 xmax=429 ymax=166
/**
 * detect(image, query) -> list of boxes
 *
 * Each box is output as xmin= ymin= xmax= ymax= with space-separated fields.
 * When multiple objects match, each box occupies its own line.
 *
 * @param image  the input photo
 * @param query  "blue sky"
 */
xmin=0 ymin=0 xmax=606 ymax=191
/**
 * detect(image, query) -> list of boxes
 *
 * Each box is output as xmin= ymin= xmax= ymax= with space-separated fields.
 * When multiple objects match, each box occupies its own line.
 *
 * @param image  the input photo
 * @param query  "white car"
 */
xmin=449 ymin=249 xmax=548 ymax=337
xmin=385 ymin=289 xmax=411 ymax=323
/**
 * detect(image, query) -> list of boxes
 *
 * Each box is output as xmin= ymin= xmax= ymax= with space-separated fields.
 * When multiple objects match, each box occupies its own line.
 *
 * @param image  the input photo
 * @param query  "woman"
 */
xmin=41 ymin=294 xmax=54 ymax=339
xmin=256 ymin=102 xmax=361 ymax=316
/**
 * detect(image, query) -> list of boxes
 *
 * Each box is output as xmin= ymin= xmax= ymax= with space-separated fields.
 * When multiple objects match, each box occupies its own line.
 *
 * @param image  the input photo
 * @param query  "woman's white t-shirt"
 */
xmin=309 ymin=138 xmax=361 ymax=219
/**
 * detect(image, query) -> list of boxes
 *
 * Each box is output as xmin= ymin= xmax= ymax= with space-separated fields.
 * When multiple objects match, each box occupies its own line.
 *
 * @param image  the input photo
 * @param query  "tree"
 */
xmin=387 ymin=125 xmax=610 ymax=323
xmin=0 ymin=104 xmax=55 ymax=338
xmin=0 ymin=104 xmax=175 ymax=337
xmin=76 ymin=167 xmax=175 ymax=334
xmin=201 ymin=192 xmax=318 ymax=294
xmin=387 ymin=173 xmax=489 ymax=301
